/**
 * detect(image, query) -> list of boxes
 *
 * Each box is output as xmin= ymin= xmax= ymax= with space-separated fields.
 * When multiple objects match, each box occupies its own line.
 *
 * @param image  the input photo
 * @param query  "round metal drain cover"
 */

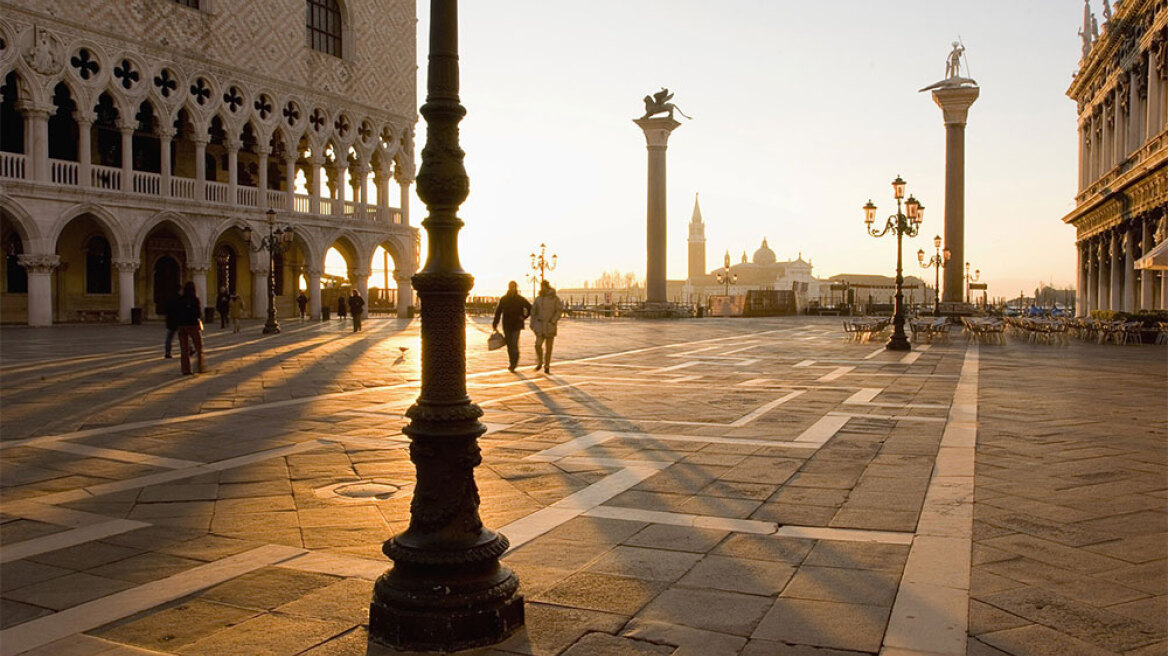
xmin=315 ymin=480 xmax=407 ymax=501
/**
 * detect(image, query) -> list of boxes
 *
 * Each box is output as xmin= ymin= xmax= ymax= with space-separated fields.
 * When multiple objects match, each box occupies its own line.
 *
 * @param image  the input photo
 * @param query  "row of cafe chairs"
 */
xmin=960 ymin=317 xmax=1006 ymax=344
xmin=909 ymin=318 xmax=951 ymax=343
xmin=1003 ymin=317 xmax=1071 ymax=345
xmin=842 ymin=317 xmax=890 ymax=343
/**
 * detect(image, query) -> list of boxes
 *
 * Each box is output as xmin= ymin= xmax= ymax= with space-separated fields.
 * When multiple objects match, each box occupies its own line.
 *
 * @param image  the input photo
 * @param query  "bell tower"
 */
xmin=687 ymin=193 xmax=706 ymax=281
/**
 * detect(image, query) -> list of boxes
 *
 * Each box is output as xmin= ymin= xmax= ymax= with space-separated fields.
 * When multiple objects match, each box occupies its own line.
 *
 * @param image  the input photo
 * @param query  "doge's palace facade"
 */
xmin=0 ymin=0 xmax=418 ymax=325
xmin=1066 ymin=0 xmax=1168 ymax=315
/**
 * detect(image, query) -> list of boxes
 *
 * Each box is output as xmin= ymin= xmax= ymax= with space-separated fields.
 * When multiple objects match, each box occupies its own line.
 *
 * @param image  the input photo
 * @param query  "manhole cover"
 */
xmin=315 ymin=480 xmax=409 ymax=501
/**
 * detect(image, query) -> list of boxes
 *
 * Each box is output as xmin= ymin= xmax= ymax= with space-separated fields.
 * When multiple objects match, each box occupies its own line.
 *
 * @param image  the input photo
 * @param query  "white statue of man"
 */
xmin=945 ymin=42 xmax=964 ymax=79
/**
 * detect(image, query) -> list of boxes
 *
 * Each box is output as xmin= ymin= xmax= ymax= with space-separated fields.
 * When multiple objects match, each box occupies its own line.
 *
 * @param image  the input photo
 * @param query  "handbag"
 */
xmin=487 ymin=331 xmax=506 ymax=351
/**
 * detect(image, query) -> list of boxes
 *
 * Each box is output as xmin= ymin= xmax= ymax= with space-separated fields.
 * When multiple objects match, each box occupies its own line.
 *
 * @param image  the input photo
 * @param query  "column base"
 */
xmin=886 ymin=333 xmax=912 ymax=351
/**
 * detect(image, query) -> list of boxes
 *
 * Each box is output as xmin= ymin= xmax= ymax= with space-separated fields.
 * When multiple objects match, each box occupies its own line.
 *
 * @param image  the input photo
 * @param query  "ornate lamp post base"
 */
xmin=886 ymin=331 xmax=912 ymax=351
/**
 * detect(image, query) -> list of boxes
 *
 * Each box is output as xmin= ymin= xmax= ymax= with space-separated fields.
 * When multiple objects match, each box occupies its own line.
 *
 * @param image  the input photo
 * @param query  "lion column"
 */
xmin=634 ymin=116 xmax=681 ymax=305
xmin=930 ymin=85 xmax=979 ymax=304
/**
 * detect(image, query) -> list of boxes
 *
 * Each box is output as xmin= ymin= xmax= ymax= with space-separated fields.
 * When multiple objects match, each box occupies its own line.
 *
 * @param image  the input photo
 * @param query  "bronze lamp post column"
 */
xmin=368 ymin=0 xmax=524 ymax=650
xmin=863 ymin=175 xmax=924 ymax=351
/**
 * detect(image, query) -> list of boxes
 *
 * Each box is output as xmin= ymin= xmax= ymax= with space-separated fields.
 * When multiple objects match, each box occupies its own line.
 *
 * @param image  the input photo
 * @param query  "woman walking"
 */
xmin=176 ymin=281 xmax=205 ymax=375
xmin=229 ymin=293 xmax=245 ymax=333
xmin=530 ymin=280 xmax=563 ymax=373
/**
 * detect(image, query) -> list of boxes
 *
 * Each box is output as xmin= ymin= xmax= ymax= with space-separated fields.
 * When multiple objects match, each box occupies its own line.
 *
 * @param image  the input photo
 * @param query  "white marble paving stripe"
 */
xmin=606 ymin=431 xmax=821 ymax=450
xmin=842 ymin=388 xmax=948 ymax=410
xmin=774 ymin=525 xmax=914 ymax=545
xmin=882 ymin=343 xmax=978 ymax=656
xmin=0 ymin=544 xmax=305 ymax=656
xmin=817 ymin=366 xmax=854 ymax=382
xmin=728 ymin=391 xmax=805 ymax=427
xmin=793 ymin=359 xmax=816 ymax=368
xmin=793 ymin=415 xmax=851 ymax=444
xmin=501 ymin=464 xmax=668 ymax=551
xmin=0 ymin=519 xmax=150 ymax=564
xmin=899 ymin=351 xmax=922 ymax=365
xmin=29 ymin=441 xmax=203 ymax=469
xmin=826 ymin=412 xmax=947 ymax=423
xmin=844 ymin=388 xmax=882 ymax=404
xmin=32 ymin=440 xmax=327 ymax=507
xmin=917 ymin=344 xmax=932 ymax=352
xmin=849 ymin=372 xmax=959 ymax=379
xmin=719 ymin=343 xmax=759 ymax=355
xmin=863 ymin=347 xmax=886 ymax=359
xmin=649 ymin=362 xmax=699 ymax=374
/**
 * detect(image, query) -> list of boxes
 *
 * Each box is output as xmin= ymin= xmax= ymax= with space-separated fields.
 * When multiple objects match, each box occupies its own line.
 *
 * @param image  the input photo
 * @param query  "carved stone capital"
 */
xmin=304 ymin=268 xmax=323 ymax=278
xmin=17 ymin=254 xmax=60 ymax=273
xmin=112 ymin=258 xmax=139 ymax=272
xmin=187 ymin=263 xmax=212 ymax=274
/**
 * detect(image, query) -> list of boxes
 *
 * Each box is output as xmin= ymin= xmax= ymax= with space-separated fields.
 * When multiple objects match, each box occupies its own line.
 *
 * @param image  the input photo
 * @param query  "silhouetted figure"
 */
xmin=216 ymin=286 xmax=230 ymax=329
xmin=297 ymin=292 xmax=308 ymax=318
xmin=530 ymin=280 xmax=563 ymax=373
xmin=493 ymin=280 xmax=531 ymax=372
xmin=176 ymin=281 xmax=205 ymax=375
xmin=229 ymin=294 xmax=245 ymax=333
xmin=336 ymin=294 xmax=348 ymax=321
xmin=349 ymin=289 xmax=365 ymax=332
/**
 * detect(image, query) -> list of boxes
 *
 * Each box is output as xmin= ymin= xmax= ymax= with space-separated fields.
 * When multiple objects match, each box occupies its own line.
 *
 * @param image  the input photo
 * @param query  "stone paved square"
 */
xmin=0 ymin=316 xmax=1165 ymax=655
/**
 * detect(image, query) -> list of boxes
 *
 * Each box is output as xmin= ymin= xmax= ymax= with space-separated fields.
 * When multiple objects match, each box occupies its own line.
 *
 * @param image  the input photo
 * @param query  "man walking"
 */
xmin=530 ymin=280 xmax=563 ymax=373
xmin=492 ymin=280 xmax=531 ymax=372
xmin=296 ymin=291 xmax=308 ymax=319
xmin=348 ymin=289 xmax=365 ymax=332
xmin=215 ymin=286 xmax=230 ymax=329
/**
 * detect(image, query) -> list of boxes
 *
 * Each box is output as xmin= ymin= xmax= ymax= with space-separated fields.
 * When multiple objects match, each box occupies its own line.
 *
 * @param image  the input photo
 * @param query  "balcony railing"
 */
xmin=205 ymin=180 xmax=228 ymax=204
xmin=133 ymin=171 xmax=161 ymax=196
xmin=2 ymin=160 xmax=401 ymax=225
xmin=91 ymin=165 xmax=120 ymax=190
xmin=50 ymin=159 xmax=78 ymax=186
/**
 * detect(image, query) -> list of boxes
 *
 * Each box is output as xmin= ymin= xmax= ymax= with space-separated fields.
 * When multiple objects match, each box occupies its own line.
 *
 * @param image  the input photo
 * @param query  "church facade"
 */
xmin=1064 ymin=0 xmax=1168 ymax=315
xmin=1 ymin=0 xmax=418 ymax=325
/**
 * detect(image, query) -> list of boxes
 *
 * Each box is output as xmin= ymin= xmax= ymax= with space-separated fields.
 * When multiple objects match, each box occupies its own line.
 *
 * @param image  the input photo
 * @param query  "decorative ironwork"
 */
xmin=862 ymin=175 xmax=924 ymax=351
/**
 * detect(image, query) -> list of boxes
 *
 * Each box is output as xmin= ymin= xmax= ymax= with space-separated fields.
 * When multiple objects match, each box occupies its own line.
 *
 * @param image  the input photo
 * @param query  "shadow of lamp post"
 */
xmin=368 ymin=0 xmax=524 ymax=650
xmin=241 ymin=208 xmax=293 ymax=335
xmin=917 ymin=234 xmax=950 ymax=317
xmin=863 ymin=175 xmax=923 ymax=351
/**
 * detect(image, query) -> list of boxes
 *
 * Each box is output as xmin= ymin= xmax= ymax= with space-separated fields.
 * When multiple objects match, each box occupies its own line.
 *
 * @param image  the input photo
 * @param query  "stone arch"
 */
xmin=0 ymin=196 xmax=40 ymax=246
xmin=132 ymin=211 xmax=198 ymax=262
xmin=49 ymin=203 xmax=125 ymax=257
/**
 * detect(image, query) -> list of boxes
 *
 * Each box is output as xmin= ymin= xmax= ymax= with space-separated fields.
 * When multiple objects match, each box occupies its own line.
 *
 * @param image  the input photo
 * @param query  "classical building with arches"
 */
xmin=1066 ymin=0 xmax=1168 ymax=315
xmin=0 ymin=0 xmax=418 ymax=325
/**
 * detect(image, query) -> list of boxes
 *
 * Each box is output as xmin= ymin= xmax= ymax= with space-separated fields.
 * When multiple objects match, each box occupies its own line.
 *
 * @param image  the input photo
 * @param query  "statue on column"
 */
xmin=640 ymin=88 xmax=692 ymax=120
xmin=945 ymin=42 xmax=965 ymax=79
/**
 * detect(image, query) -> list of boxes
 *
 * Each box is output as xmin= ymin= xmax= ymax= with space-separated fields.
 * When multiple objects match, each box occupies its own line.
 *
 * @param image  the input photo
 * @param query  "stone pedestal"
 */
xmin=633 ymin=117 xmax=681 ymax=305
xmin=930 ymin=85 xmax=979 ymax=304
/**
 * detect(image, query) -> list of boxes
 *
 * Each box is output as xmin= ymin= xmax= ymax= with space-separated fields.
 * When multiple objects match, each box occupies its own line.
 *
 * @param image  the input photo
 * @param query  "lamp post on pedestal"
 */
xmin=917 ymin=235 xmax=951 ymax=317
xmin=964 ymin=262 xmax=981 ymax=304
xmin=863 ymin=175 xmax=924 ymax=351
xmin=715 ymin=251 xmax=737 ymax=296
xmin=528 ymin=242 xmax=557 ymax=295
xmin=368 ymin=0 xmax=524 ymax=650
xmin=242 ymin=208 xmax=294 ymax=335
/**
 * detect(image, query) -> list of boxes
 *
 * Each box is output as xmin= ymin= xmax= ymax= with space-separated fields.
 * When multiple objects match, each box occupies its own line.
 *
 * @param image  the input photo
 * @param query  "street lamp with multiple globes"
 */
xmin=715 ymin=251 xmax=737 ymax=295
xmin=242 ymin=209 xmax=294 ymax=335
xmin=528 ymin=242 xmax=557 ymax=295
xmin=917 ymin=235 xmax=951 ymax=317
xmin=863 ymin=175 xmax=924 ymax=351
xmin=964 ymin=262 xmax=981 ymax=304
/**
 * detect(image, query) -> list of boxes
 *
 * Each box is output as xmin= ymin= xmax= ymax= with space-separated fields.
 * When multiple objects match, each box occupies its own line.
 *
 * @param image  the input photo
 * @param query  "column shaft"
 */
xmin=1123 ymin=228 xmax=1136 ymax=311
xmin=307 ymin=269 xmax=322 ymax=319
xmin=77 ymin=115 xmax=93 ymax=187
xmin=252 ymin=264 xmax=269 ymax=320
xmin=646 ymin=144 xmax=668 ymax=303
xmin=1076 ymin=242 xmax=1087 ymax=317
xmin=1110 ymin=231 xmax=1122 ymax=311
xmin=1141 ymin=219 xmax=1155 ymax=310
xmin=190 ymin=267 xmax=209 ymax=312
xmin=120 ymin=126 xmax=134 ymax=192
xmin=115 ymin=261 xmax=137 ymax=324
xmin=942 ymin=122 xmax=966 ymax=303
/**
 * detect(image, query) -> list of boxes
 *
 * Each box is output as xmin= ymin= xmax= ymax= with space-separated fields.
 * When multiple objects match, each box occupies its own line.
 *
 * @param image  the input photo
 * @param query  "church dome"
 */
xmin=752 ymin=238 xmax=777 ymax=265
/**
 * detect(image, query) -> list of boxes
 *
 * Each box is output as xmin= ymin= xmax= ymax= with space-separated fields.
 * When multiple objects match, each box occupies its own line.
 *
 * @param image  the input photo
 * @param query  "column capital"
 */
xmin=191 ymin=135 xmax=209 ymax=147
xmin=157 ymin=126 xmax=177 ymax=140
xmin=632 ymin=117 xmax=682 ymax=148
xmin=304 ymin=267 xmax=323 ymax=277
xmin=250 ymin=259 xmax=270 ymax=274
xmin=18 ymin=254 xmax=60 ymax=272
xmin=255 ymin=144 xmax=272 ymax=157
xmin=112 ymin=258 xmax=139 ymax=272
xmin=929 ymin=85 xmax=980 ymax=126
xmin=225 ymin=137 xmax=242 ymax=152
xmin=115 ymin=118 xmax=136 ymax=134
xmin=73 ymin=108 xmax=96 ymax=125
xmin=394 ymin=164 xmax=416 ymax=185
xmin=187 ymin=263 xmax=212 ymax=274
xmin=350 ymin=268 xmax=372 ymax=280
xmin=15 ymin=102 xmax=52 ymax=118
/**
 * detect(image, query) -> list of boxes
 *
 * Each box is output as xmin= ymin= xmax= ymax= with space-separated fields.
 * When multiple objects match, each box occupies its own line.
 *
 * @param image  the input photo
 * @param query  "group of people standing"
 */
xmin=493 ymin=280 xmax=563 ymax=373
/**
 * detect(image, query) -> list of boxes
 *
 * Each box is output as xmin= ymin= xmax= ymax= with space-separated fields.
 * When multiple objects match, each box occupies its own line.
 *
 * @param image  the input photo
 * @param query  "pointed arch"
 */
xmin=50 ymin=203 xmax=126 ymax=256
xmin=132 ymin=211 xmax=198 ymax=262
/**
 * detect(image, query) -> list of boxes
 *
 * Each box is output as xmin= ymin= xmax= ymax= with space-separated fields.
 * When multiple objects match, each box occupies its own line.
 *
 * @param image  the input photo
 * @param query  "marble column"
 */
xmin=309 ymin=155 xmax=324 ymax=215
xmin=159 ymin=126 xmax=175 ymax=197
xmin=351 ymin=268 xmax=370 ymax=302
xmin=1129 ymin=68 xmax=1142 ymax=153
xmin=396 ymin=167 xmax=414 ymax=226
xmin=113 ymin=258 xmax=138 ymax=323
xmin=1123 ymin=228 xmax=1136 ymax=311
xmin=226 ymin=137 xmax=240 ymax=205
xmin=395 ymin=273 xmax=413 ymax=317
xmin=1076 ymin=241 xmax=1087 ymax=316
xmin=1110 ymin=230 xmax=1123 ymax=311
xmin=257 ymin=145 xmax=271 ymax=208
xmin=251 ymin=259 xmax=270 ymax=320
xmin=284 ymin=155 xmax=298 ymax=211
xmin=1141 ymin=217 xmax=1156 ymax=310
xmin=306 ymin=268 xmax=322 ymax=319
xmin=20 ymin=106 xmax=51 ymax=182
xmin=19 ymin=254 xmax=58 ymax=326
xmin=1078 ymin=123 xmax=1089 ymax=192
xmin=119 ymin=123 xmax=134 ymax=192
xmin=1148 ymin=50 xmax=1161 ymax=141
xmin=633 ymin=116 xmax=682 ymax=305
xmin=76 ymin=111 xmax=94 ymax=187
xmin=193 ymin=137 xmax=208 ymax=200
xmin=334 ymin=161 xmax=348 ymax=216
xmin=189 ymin=264 xmax=210 ymax=311
xmin=373 ymin=167 xmax=390 ymax=222
xmin=354 ymin=165 xmax=370 ymax=218
xmin=1159 ymin=216 xmax=1168 ymax=310
xmin=930 ymin=85 xmax=980 ymax=303
xmin=1087 ymin=240 xmax=1099 ymax=312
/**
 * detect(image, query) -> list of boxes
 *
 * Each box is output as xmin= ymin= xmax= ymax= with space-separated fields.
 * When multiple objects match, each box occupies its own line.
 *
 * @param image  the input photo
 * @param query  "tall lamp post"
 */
xmin=917 ymin=235 xmax=950 ymax=317
xmin=528 ymin=242 xmax=557 ymax=295
xmin=242 ymin=208 xmax=294 ymax=335
xmin=715 ymin=250 xmax=737 ymax=295
xmin=369 ymin=0 xmax=524 ymax=650
xmin=863 ymin=175 xmax=924 ymax=351
xmin=964 ymin=262 xmax=980 ymax=304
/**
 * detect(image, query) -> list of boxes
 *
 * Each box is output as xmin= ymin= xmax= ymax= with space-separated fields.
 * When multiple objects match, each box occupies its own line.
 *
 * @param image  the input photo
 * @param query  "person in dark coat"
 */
xmin=296 ymin=292 xmax=309 ymax=319
xmin=492 ymin=280 xmax=531 ymax=372
xmin=164 ymin=288 xmax=182 ymax=359
xmin=176 ymin=281 xmax=205 ymax=375
xmin=215 ymin=286 xmax=231 ymax=329
xmin=336 ymin=294 xmax=348 ymax=320
xmin=348 ymin=289 xmax=365 ymax=332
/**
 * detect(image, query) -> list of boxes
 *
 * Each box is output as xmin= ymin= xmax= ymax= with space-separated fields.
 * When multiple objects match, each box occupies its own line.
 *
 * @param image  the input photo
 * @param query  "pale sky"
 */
xmin=406 ymin=1 xmax=1083 ymax=300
